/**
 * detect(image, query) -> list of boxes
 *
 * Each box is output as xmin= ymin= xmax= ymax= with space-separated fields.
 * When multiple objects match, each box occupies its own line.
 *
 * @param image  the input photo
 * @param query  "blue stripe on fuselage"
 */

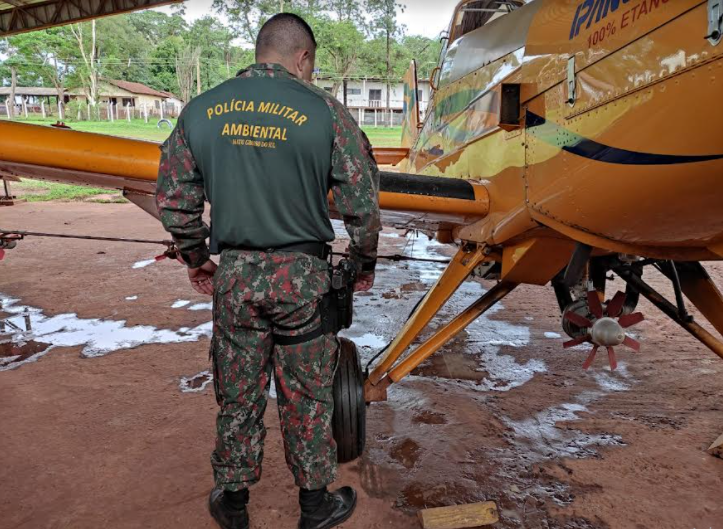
xmin=525 ymin=111 xmax=723 ymax=165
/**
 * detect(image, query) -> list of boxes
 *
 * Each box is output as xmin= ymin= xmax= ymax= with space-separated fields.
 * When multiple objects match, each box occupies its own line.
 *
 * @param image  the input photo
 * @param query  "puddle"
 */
xmin=179 ymin=370 xmax=213 ymax=393
xmin=412 ymin=351 xmax=487 ymax=382
xmin=390 ymin=438 xmax=422 ymax=469
xmin=132 ymin=259 xmax=156 ymax=269
xmin=411 ymin=410 xmax=447 ymax=425
xmin=0 ymin=340 xmax=51 ymax=366
xmin=348 ymin=332 xmax=387 ymax=350
xmin=172 ymin=300 xmax=191 ymax=309
xmin=0 ymin=293 xmax=212 ymax=371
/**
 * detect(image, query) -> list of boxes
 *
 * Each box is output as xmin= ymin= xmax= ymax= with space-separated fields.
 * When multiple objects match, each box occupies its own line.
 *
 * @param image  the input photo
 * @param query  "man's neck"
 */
xmin=255 ymin=56 xmax=297 ymax=78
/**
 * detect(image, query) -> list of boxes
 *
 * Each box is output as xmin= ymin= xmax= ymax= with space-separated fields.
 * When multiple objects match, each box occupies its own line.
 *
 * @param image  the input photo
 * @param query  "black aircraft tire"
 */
xmin=332 ymin=337 xmax=366 ymax=463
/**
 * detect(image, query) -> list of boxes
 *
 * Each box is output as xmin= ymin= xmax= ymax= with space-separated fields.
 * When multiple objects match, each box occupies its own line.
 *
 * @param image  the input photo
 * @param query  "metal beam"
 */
xmin=0 ymin=0 xmax=181 ymax=37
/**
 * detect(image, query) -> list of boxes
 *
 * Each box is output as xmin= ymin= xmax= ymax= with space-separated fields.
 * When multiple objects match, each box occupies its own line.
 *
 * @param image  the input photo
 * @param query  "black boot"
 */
xmin=298 ymin=486 xmax=357 ymax=529
xmin=208 ymin=488 xmax=250 ymax=529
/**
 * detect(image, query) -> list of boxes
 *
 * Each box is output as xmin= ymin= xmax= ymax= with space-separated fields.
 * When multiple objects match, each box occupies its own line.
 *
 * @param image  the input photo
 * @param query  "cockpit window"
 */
xmin=451 ymin=0 xmax=525 ymax=43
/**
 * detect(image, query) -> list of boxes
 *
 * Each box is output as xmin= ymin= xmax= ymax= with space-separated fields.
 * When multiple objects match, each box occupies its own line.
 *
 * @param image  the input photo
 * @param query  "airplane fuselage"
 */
xmin=403 ymin=0 xmax=723 ymax=262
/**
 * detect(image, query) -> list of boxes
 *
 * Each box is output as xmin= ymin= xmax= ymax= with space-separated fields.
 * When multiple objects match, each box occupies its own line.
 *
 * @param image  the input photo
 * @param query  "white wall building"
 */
xmin=314 ymin=77 xmax=432 ymax=126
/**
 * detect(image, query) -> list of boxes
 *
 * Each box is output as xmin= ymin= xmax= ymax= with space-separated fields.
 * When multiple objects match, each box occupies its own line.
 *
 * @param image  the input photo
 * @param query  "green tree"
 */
xmin=366 ymin=0 xmax=404 ymax=124
xmin=1 ymin=28 xmax=74 ymax=108
xmin=187 ymin=16 xmax=237 ymax=91
xmin=399 ymin=35 xmax=442 ymax=80
xmin=314 ymin=16 xmax=365 ymax=94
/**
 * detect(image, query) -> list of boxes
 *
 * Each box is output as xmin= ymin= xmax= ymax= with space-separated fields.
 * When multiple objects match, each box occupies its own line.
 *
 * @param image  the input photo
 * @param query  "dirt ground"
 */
xmin=1 ymin=202 xmax=722 ymax=529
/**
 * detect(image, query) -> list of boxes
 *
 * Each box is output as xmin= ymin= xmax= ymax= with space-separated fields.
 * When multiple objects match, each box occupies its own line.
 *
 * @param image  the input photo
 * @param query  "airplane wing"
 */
xmin=0 ymin=121 xmax=489 ymax=235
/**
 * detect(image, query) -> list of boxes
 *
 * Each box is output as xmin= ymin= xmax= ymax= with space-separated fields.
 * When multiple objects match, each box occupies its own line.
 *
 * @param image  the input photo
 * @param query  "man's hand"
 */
xmin=188 ymin=259 xmax=218 ymax=296
xmin=354 ymin=273 xmax=374 ymax=292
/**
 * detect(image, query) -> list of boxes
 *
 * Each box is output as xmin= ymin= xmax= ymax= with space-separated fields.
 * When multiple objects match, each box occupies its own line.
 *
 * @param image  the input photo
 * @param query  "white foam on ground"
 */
xmin=0 ymin=293 xmax=212 ymax=371
xmin=125 ymin=296 xmax=138 ymax=301
xmin=172 ymin=300 xmax=191 ymax=309
xmin=544 ymin=331 xmax=562 ymax=339
xmin=505 ymin=391 xmax=624 ymax=459
xmin=132 ymin=259 xmax=156 ymax=269
xmin=505 ymin=362 xmax=635 ymax=459
xmin=188 ymin=302 xmax=213 ymax=311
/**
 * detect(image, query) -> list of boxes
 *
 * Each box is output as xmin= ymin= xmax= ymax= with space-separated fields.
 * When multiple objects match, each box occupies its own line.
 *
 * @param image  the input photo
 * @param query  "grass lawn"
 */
xmin=10 ymin=179 xmax=126 ymax=203
xmin=363 ymin=126 xmax=403 ymax=148
xmin=2 ymin=117 xmax=401 ymax=201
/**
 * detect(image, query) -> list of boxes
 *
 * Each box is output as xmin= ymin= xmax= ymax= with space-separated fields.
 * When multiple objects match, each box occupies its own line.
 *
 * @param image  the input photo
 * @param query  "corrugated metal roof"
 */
xmin=106 ymin=79 xmax=169 ymax=98
xmin=0 ymin=0 xmax=181 ymax=37
xmin=0 ymin=86 xmax=62 ymax=96
xmin=0 ymin=0 xmax=47 ymax=10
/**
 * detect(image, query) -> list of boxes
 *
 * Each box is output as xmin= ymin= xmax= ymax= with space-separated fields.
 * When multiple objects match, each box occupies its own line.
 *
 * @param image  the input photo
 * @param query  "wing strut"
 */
xmin=365 ymin=245 xmax=516 ymax=402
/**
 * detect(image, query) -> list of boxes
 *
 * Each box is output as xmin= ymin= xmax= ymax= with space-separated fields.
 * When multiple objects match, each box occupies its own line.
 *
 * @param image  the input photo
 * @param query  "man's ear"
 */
xmin=297 ymin=49 xmax=311 ymax=72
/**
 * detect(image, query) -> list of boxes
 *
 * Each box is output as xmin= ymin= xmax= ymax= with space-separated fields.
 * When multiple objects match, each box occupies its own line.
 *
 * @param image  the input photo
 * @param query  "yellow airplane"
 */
xmin=1 ymin=0 xmax=722 ymax=461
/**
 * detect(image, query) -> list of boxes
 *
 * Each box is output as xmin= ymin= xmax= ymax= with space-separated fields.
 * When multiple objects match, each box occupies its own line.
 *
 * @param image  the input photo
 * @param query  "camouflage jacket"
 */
xmin=156 ymin=63 xmax=381 ymax=272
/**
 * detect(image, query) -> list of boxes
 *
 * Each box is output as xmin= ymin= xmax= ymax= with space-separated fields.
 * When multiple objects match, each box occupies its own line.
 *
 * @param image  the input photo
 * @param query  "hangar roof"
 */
xmin=0 ymin=0 xmax=180 ymax=37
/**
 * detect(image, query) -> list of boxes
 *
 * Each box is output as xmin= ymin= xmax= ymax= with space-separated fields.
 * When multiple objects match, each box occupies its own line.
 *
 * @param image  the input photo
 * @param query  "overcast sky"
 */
xmin=155 ymin=0 xmax=460 ymax=39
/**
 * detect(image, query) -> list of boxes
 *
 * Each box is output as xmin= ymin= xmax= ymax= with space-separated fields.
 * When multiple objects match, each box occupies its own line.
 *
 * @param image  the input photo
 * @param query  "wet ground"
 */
xmin=1 ymin=202 xmax=722 ymax=528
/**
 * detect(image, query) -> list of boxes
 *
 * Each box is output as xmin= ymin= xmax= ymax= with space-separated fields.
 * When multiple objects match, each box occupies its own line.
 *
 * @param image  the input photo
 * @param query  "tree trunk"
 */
xmin=196 ymin=55 xmax=201 ymax=95
xmin=9 ymin=66 xmax=17 ymax=118
xmin=386 ymin=29 xmax=391 ymax=126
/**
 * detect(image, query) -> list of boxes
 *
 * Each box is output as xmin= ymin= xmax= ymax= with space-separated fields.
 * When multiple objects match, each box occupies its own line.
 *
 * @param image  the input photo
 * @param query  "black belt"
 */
xmin=223 ymin=241 xmax=331 ymax=260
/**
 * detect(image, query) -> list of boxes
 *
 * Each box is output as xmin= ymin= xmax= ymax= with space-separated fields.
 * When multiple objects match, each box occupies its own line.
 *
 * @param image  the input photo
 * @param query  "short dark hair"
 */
xmin=255 ymin=13 xmax=317 ymax=61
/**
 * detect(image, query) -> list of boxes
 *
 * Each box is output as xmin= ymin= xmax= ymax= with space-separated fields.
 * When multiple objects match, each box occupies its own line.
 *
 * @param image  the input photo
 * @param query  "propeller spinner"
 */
xmin=563 ymin=290 xmax=644 ymax=370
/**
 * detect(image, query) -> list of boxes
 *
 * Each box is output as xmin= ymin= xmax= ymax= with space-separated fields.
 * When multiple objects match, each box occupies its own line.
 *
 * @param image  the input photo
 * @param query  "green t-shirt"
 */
xmin=180 ymin=64 xmax=335 ymax=251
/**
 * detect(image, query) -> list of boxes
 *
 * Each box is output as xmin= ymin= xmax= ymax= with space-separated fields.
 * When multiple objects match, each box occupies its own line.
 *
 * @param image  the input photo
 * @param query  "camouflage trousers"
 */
xmin=209 ymin=249 xmax=339 ymax=492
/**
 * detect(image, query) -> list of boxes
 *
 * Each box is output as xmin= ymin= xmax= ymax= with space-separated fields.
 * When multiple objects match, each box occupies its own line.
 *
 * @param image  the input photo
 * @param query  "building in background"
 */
xmin=314 ymin=77 xmax=432 ymax=126
xmin=70 ymin=80 xmax=182 ymax=117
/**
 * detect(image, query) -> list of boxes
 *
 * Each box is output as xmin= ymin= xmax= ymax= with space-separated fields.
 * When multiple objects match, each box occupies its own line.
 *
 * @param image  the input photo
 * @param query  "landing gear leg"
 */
xmin=365 ymin=245 xmax=490 ymax=401
xmin=615 ymin=265 xmax=723 ymax=360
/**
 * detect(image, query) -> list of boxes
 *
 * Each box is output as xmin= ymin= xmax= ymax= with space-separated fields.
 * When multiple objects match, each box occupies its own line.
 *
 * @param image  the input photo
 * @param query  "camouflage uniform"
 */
xmin=156 ymin=63 xmax=380 ymax=492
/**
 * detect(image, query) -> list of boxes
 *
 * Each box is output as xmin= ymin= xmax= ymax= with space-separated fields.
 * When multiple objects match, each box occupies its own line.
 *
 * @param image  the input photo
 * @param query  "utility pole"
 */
xmin=343 ymin=79 xmax=348 ymax=108
xmin=9 ymin=66 xmax=17 ymax=118
xmin=196 ymin=56 xmax=202 ymax=96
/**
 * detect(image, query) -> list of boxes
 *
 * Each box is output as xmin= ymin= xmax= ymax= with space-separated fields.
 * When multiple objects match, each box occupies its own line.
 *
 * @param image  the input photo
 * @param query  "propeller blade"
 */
xmin=622 ymin=335 xmax=641 ymax=352
xmin=618 ymin=312 xmax=644 ymax=328
xmin=563 ymin=334 xmax=591 ymax=349
xmin=607 ymin=346 xmax=618 ymax=370
xmin=564 ymin=311 xmax=592 ymax=328
xmin=587 ymin=290 xmax=604 ymax=319
xmin=582 ymin=345 xmax=599 ymax=370
xmin=154 ymin=254 xmax=167 ymax=262
xmin=606 ymin=291 xmax=627 ymax=317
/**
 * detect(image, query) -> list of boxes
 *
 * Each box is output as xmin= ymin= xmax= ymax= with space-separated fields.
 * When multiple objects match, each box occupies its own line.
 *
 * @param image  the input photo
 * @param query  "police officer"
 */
xmin=156 ymin=13 xmax=380 ymax=529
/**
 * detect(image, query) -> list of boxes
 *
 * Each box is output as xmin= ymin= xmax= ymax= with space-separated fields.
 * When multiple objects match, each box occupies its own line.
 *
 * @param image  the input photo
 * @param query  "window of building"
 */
xmin=323 ymin=86 xmax=334 ymax=92
xmin=369 ymin=89 xmax=382 ymax=101
xmin=347 ymin=88 xmax=361 ymax=95
xmin=122 ymin=98 xmax=134 ymax=107
xmin=417 ymin=89 xmax=423 ymax=102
